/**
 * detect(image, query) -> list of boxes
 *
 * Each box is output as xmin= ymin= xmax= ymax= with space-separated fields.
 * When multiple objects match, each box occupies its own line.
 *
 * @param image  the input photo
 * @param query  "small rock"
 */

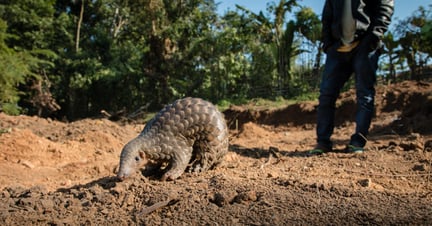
xmin=407 ymin=133 xmax=421 ymax=141
xmin=60 ymin=180 xmax=72 ymax=187
xmin=39 ymin=199 xmax=55 ymax=213
xmin=267 ymin=171 xmax=278 ymax=178
xmin=424 ymin=140 xmax=432 ymax=152
xmin=358 ymin=178 xmax=371 ymax=187
xmin=18 ymin=160 xmax=35 ymax=169
xmin=101 ymin=208 xmax=110 ymax=215
xmin=2 ymin=189 xmax=11 ymax=198
xmin=210 ymin=190 xmax=237 ymax=207
xmin=388 ymin=141 xmax=398 ymax=146
xmin=232 ymin=190 xmax=258 ymax=204
xmin=211 ymin=192 xmax=227 ymax=207
xmin=413 ymin=164 xmax=426 ymax=171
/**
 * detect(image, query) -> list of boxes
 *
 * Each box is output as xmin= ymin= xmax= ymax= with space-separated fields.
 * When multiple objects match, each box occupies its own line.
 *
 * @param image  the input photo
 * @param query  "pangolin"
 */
xmin=117 ymin=97 xmax=229 ymax=181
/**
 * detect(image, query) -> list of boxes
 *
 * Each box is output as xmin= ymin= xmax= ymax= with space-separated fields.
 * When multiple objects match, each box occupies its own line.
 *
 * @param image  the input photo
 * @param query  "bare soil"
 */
xmin=0 ymin=80 xmax=431 ymax=225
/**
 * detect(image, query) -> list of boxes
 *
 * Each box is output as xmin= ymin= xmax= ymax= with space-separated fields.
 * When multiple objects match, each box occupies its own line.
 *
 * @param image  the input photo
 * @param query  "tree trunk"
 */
xmin=75 ymin=0 xmax=84 ymax=52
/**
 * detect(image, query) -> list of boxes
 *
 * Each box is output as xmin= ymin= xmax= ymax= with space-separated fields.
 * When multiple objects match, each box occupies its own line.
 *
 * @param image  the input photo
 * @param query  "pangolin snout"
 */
xmin=116 ymin=168 xmax=131 ymax=181
xmin=117 ymin=174 xmax=126 ymax=181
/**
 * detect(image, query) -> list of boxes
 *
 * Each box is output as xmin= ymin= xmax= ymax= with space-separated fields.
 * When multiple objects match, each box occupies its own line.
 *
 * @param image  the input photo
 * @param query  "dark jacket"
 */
xmin=321 ymin=0 xmax=394 ymax=53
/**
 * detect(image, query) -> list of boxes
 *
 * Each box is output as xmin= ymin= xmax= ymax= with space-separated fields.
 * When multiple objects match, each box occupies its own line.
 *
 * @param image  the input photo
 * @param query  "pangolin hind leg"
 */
xmin=190 ymin=140 xmax=223 ymax=173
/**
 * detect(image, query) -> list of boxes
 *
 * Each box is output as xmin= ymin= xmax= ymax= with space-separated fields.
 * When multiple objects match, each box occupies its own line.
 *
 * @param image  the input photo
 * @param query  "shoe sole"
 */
xmin=345 ymin=145 xmax=364 ymax=153
xmin=308 ymin=150 xmax=325 ymax=155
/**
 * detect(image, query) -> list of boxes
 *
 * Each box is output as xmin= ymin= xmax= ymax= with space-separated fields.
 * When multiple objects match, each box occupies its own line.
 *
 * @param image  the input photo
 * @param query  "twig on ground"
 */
xmin=139 ymin=198 xmax=179 ymax=216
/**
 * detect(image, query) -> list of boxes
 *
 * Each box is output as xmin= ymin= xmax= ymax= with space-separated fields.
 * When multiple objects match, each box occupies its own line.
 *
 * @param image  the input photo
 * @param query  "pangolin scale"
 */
xmin=117 ymin=97 xmax=229 ymax=181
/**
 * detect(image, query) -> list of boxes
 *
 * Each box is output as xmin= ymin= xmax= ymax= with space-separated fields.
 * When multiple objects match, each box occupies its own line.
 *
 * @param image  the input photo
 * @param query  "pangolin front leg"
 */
xmin=161 ymin=146 xmax=193 ymax=181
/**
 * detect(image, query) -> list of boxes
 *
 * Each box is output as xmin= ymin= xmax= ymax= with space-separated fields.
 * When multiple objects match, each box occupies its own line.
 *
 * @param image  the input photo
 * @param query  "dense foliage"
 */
xmin=0 ymin=0 xmax=431 ymax=120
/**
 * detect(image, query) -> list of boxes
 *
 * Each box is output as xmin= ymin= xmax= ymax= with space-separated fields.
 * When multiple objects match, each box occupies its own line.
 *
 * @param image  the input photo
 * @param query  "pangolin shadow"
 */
xmin=55 ymin=165 xmax=193 ymax=193
xmin=56 ymin=176 xmax=119 ymax=193
xmin=55 ymin=174 xmax=161 ymax=194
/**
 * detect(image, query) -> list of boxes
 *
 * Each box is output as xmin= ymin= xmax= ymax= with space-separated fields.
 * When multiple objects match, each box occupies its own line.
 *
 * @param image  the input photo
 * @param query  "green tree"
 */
xmin=420 ymin=5 xmax=432 ymax=56
xmin=421 ymin=21 xmax=432 ymax=55
xmin=0 ymin=20 xmax=29 ymax=114
xmin=395 ymin=6 xmax=432 ymax=80
xmin=50 ymin=0 xmax=224 ymax=119
xmin=235 ymin=0 xmax=300 ymax=97
xmin=0 ymin=0 xmax=58 ymax=115
xmin=381 ymin=32 xmax=404 ymax=83
xmin=292 ymin=6 xmax=322 ymax=94
xmin=51 ymin=0 xmax=149 ymax=119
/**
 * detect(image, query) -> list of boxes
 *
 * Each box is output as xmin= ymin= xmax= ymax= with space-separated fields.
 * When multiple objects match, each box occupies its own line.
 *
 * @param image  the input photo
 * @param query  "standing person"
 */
xmin=309 ymin=0 xmax=394 ymax=155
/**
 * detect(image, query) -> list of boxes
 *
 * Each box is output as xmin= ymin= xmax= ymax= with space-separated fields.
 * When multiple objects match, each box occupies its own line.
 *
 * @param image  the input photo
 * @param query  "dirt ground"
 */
xmin=0 ymin=80 xmax=431 ymax=225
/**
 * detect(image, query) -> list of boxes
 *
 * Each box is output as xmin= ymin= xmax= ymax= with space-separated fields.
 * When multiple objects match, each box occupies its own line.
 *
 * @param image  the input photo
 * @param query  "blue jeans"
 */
xmin=316 ymin=43 xmax=381 ymax=149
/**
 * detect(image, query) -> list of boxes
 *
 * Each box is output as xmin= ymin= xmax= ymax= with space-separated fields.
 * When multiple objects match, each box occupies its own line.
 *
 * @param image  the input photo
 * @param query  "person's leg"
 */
xmin=316 ymin=49 xmax=352 ymax=151
xmin=350 ymin=47 xmax=380 ymax=147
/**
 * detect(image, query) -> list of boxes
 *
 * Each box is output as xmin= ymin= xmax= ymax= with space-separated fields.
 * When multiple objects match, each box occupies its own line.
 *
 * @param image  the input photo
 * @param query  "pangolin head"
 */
xmin=117 ymin=138 xmax=148 ymax=181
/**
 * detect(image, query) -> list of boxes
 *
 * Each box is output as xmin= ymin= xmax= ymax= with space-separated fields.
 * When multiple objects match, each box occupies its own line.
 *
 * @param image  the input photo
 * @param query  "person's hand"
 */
xmin=361 ymin=33 xmax=380 ymax=51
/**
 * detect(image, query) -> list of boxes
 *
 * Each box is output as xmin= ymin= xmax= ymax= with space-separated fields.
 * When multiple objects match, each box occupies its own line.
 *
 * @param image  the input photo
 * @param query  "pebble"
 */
xmin=18 ymin=160 xmax=35 ymax=169
xmin=412 ymin=164 xmax=426 ymax=171
xmin=358 ymin=178 xmax=371 ymax=187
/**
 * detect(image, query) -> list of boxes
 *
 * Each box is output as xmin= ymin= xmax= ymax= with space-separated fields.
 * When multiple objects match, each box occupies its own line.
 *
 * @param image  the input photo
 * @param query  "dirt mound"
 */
xmin=224 ymin=80 xmax=432 ymax=134
xmin=224 ymin=101 xmax=318 ymax=129
xmin=0 ymin=114 xmax=141 ymax=189
xmin=0 ymin=81 xmax=431 ymax=225
xmin=378 ymin=81 xmax=432 ymax=134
